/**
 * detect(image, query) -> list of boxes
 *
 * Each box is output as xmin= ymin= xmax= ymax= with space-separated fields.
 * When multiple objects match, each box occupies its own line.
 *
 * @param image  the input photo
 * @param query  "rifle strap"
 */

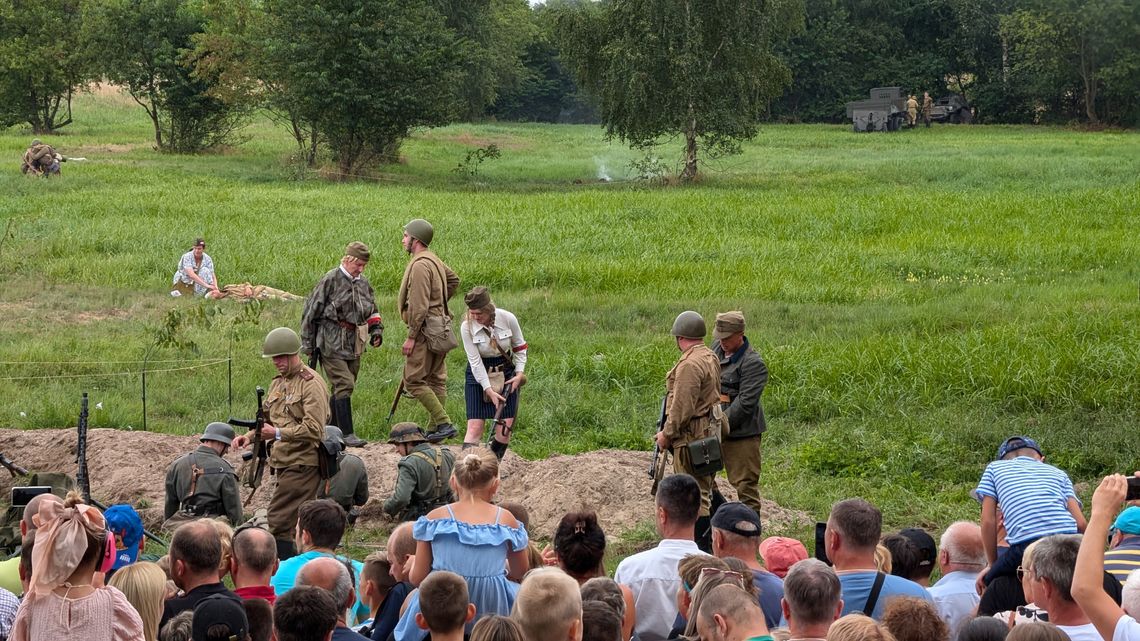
xmin=187 ymin=454 xmax=203 ymax=499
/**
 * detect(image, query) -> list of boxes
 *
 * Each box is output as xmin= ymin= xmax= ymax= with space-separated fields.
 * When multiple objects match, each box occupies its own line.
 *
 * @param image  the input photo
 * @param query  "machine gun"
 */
xmin=0 ymin=453 xmax=28 ymax=477
xmin=649 ymin=396 xmax=670 ymax=496
xmin=228 ymin=386 xmax=267 ymax=505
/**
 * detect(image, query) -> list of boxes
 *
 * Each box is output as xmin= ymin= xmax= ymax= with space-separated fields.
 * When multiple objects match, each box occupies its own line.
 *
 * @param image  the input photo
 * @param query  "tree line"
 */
xmin=2 ymin=0 xmax=1137 ymax=178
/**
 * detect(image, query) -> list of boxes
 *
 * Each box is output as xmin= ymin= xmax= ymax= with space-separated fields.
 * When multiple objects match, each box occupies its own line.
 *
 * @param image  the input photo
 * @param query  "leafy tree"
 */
xmin=0 ymin=0 xmax=96 ymax=133
xmin=557 ymin=0 xmax=802 ymax=181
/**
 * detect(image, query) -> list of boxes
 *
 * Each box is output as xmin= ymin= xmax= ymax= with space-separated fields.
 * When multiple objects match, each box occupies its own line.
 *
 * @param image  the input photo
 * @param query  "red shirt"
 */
xmin=234 ymin=585 xmax=277 ymax=605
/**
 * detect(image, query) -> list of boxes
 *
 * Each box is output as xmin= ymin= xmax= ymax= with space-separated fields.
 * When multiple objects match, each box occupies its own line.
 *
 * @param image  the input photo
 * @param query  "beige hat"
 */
xmin=713 ymin=311 xmax=746 ymax=340
xmin=345 ymin=241 xmax=370 ymax=261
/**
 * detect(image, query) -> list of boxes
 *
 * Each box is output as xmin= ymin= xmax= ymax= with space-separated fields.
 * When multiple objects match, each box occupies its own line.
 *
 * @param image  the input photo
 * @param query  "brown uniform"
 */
xmin=265 ymin=361 xmax=330 ymax=540
xmin=397 ymin=250 xmax=459 ymax=428
xmin=663 ymin=343 xmax=723 ymax=516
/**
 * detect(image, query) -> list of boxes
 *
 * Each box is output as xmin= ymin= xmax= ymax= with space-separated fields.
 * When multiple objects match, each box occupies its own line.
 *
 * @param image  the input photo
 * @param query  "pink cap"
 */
xmin=759 ymin=536 xmax=808 ymax=578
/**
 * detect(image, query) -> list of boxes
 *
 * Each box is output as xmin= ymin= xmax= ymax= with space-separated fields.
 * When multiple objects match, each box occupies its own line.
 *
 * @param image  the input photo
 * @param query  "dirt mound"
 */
xmin=0 ymin=429 xmax=810 ymax=539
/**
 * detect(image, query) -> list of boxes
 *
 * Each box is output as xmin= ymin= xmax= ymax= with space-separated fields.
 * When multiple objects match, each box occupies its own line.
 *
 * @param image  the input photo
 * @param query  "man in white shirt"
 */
xmin=614 ymin=474 xmax=703 ymax=641
xmin=1072 ymin=473 xmax=1140 ymax=641
xmin=1027 ymin=533 xmax=1104 ymax=640
xmin=928 ymin=521 xmax=987 ymax=638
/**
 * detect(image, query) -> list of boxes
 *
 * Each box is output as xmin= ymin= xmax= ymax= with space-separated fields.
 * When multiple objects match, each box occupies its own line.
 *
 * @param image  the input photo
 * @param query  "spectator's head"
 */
xmin=694 ymin=584 xmax=769 ymax=641
xmin=677 ymin=554 xmax=730 ymax=620
xmin=1111 ymin=507 xmax=1140 ymax=549
xmin=881 ymin=533 xmax=922 ymax=583
xmin=554 ymin=510 xmax=606 ymax=580
xmin=581 ymin=600 xmax=622 ymax=641
xmin=192 ymin=594 xmax=250 ymax=641
xmin=296 ymin=556 xmax=354 ymax=622
xmin=273 ymin=585 xmax=338 ymax=641
xmin=881 ymin=596 xmax=948 ymax=641
xmin=161 ymin=610 xmax=195 ymax=641
xmin=19 ymin=530 xmax=35 ymax=593
xmin=580 ymin=577 xmax=625 ymax=622
xmin=759 ymin=536 xmax=808 ymax=578
xmin=109 ymin=561 xmax=166 ymax=641
xmin=243 ymin=598 xmax=273 ymax=641
xmin=26 ymin=492 xmax=108 ymax=595
xmin=415 ymin=570 xmax=475 ymax=635
xmin=512 ymin=568 xmax=583 ymax=641
xmin=361 ymin=551 xmax=398 ymax=613
xmin=722 ymin=557 xmax=759 ymax=600
xmin=104 ymin=504 xmax=145 ymax=572
xmin=387 ymin=522 xmax=416 ymax=582
xmin=956 ymin=616 xmax=1011 ymax=641
xmin=170 ymin=519 xmax=222 ymax=590
xmin=939 ymin=521 xmax=986 ymax=574
xmin=1124 ymin=570 xmax=1140 ymax=618
xmin=896 ymin=528 xmax=936 ymax=584
xmin=1026 ymin=534 xmax=1082 ymax=609
xmin=655 ymin=474 xmax=701 ymax=535
xmin=208 ymin=519 xmax=234 ymax=581
xmin=826 ymin=499 xmax=882 ymax=567
xmin=825 ymin=614 xmax=896 ymax=641
xmin=1004 ymin=622 xmax=1070 ymax=641
xmin=997 ymin=436 xmax=1043 ymax=462
xmin=231 ymin=525 xmax=278 ymax=582
xmin=1021 ymin=539 xmax=1042 ymax=601
xmin=296 ymin=499 xmax=347 ymax=552
xmin=683 ymin=563 xmax=750 ymax=638
xmin=500 ymin=501 xmax=530 ymax=530
xmin=469 ymin=615 xmax=525 ymax=641
xmin=453 ymin=448 xmax=500 ymax=495
xmin=781 ymin=558 xmax=843 ymax=636
xmin=21 ymin=492 xmax=63 ymax=535
xmin=710 ymin=502 xmax=762 ymax=561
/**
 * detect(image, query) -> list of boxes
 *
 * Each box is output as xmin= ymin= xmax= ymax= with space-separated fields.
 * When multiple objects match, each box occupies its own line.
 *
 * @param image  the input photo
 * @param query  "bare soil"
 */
xmin=0 ymin=429 xmax=810 ymax=540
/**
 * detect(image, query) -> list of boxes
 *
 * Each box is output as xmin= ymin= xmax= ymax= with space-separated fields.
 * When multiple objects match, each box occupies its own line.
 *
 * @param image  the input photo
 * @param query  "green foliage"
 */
xmin=452 ymin=143 xmax=501 ymax=177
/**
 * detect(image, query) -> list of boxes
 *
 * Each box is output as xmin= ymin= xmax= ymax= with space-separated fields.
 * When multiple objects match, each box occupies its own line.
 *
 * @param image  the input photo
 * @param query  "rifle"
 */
xmin=486 ymin=383 xmax=512 ymax=445
xmin=386 ymin=379 xmax=405 ymax=423
xmin=307 ymin=347 xmax=321 ymax=371
xmin=0 ymin=453 xmax=28 ymax=477
xmin=649 ymin=396 xmax=670 ymax=496
xmin=228 ymin=386 xmax=268 ymax=506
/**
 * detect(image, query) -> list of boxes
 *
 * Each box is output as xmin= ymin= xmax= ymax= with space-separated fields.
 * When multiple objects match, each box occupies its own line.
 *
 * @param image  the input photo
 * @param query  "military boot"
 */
xmin=415 ymin=389 xmax=455 ymax=442
xmin=695 ymin=515 xmax=713 ymax=554
xmin=333 ymin=397 xmax=366 ymax=448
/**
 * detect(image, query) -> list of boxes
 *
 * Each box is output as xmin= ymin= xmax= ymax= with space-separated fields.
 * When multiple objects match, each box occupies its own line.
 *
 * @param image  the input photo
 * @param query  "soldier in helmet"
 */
xmin=300 ymin=241 xmax=384 ymax=447
xmin=381 ymin=422 xmax=456 ymax=521
xmin=163 ymin=422 xmax=244 ymax=528
xmin=317 ymin=426 xmax=369 ymax=524
xmin=397 ymin=219 xmax=461 ymax=442
xmin=233 ymin=327 xmax=330 ymax=559
xmin=655 ymin=311 xmax=727 ymax=552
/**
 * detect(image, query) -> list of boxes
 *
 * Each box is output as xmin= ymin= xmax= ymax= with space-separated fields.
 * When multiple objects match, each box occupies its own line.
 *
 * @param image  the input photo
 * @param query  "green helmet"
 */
xmin=670 ymin=311 xmax=707 ymax=339
xmin=404 ymin=219 xmax=434 ymax=246
xmin=387 ymin=422 xmax=427 ymax=444
xmin=262 ymin=327 xmax=301 ymax=357
xmin=201 ymin=422 xmax=236 ymax=445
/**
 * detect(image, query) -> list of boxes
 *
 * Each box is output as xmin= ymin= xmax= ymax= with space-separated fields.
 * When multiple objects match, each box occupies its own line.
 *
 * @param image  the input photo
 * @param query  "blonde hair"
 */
xmin=874 ymin=543 xmax=893 ymax=573
xmin=453 ymin=448 xmax=499 ymax=491
xmin=207 ymin=519 xmax=234 ymax=580
xmin=109 ymin=561 xmax=167 ymax=641
xmin=469 ymin=615 xmax=524 ymax=641
xmin=827 ymin=614 xmax=897 ymax=641
xmin=512 ymin=568 xmax=582 ymax=641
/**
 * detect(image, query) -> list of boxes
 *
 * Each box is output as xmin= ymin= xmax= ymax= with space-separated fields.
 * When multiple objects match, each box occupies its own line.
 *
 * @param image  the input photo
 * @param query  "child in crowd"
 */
xmin=394 ymin=448 xmax=529 ymax=641
xmin=416 ymin=571 xmax=476 ymax=641
xmin=108 ymin=561 xmax=167 ymax=641
xmin=355 ymin=553 xmax=401 ymax=640
xmin=469 ymin=615 xmax=524 ymax=641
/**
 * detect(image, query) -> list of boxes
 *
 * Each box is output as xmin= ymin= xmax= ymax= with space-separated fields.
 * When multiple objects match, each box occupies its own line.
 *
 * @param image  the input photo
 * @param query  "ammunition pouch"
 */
xmin=687 ymin=436 xmax=723 ymax=477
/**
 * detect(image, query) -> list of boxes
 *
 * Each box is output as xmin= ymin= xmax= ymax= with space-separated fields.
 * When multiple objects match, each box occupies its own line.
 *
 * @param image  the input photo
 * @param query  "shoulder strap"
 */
xmin=186 ymin=454 xmax=203 ymax=499
xmin=862 ymin=571 xmax=887 ymax=617
xmin=410 ymin=448 xmax=445 ymax=497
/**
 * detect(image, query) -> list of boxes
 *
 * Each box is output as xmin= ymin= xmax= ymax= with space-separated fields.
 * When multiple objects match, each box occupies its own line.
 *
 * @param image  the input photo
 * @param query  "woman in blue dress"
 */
xmin=393 ymin=448 xmax=529 ymax=641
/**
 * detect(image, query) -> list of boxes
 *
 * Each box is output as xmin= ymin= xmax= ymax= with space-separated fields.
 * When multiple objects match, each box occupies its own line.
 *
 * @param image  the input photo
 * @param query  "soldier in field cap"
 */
xmin=712 ymin=311 xmax=768 ymax=517
xmin=300 ymin=241 xmax=384 ymax=448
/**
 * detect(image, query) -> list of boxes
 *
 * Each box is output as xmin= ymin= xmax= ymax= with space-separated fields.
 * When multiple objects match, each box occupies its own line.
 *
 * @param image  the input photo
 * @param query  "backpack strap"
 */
xmin=410 ymin=448 xmax=445 ymax=498
xmin=862 ymin=571 xmax=887 ymax=618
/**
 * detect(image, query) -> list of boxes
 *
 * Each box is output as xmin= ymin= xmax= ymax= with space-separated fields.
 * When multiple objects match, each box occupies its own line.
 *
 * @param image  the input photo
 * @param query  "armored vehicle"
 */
xmin=929 ymin=94 xmax=973 ymax=124
xmin=845 ymin=87 xmax=908 ymax=132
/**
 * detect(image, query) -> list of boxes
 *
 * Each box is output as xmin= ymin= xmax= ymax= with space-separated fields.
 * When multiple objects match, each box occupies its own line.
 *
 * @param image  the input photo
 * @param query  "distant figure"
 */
xmin=20 ymin=139 xmax=63 ymax=176
xmin=906 ymin=95 xmax=919 ymax=127
xmin=922 ymin=92 xmax=934 ymax=127
xmin=171 ymin=238 xmax=222 ymax=298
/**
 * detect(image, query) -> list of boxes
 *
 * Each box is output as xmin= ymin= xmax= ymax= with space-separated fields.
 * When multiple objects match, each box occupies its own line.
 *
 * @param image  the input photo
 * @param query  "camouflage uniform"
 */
xmin=318 ymin=451 xmax=369 ymax=514
xmin=164 ymin=445 xmax=243 ymax=526
xmin=662 ymin=344 xmax=724 ymax=516
xmin=382 ymin=443 xmax=456 ymax=521
xmin=397 ymin=250 xmax=460 ymax=432
xmin=265 ymin=361 xmax=330 ymax=541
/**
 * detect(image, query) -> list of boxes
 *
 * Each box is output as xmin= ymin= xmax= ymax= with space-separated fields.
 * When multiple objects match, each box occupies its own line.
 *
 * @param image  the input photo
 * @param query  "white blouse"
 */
xmin=460 ymin=308 xmax=527 ymax=390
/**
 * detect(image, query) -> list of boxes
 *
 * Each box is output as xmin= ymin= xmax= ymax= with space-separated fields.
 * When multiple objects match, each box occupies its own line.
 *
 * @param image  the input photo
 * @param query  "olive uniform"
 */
xmin=164 ymin=445 xmax=243 ymax=527
xmin=382 ymin=423 xmax=456 ymax=521
xmin=318 ymin=450 xmax=369 ymax=515
xmin=712 ymin=313 xmax=768 ymax=518
xmin=922 ymin=93 xmax=934 ymax=127
xmin=663 ymin=344 xmax=724 ymax=517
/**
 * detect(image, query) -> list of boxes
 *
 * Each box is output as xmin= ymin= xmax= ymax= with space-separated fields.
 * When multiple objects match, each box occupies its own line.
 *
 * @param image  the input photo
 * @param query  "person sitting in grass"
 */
xmin=171 ymin=238 xmax=222 ymax=298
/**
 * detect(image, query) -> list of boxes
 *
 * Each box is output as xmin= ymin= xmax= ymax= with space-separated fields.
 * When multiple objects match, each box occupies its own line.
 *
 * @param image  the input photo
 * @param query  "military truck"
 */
xmin=929 ymin=94 xmax=973 ymax=124
xmin=845 ymin=87 xmax=908 ymax=132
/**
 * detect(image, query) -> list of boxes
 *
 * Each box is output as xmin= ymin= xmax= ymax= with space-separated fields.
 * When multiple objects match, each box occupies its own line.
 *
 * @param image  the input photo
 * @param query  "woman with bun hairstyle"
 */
xmin=392 ymin=448 xmax=529 ymax=641
xmin=460 ymin=286 xmax=528 ymax=460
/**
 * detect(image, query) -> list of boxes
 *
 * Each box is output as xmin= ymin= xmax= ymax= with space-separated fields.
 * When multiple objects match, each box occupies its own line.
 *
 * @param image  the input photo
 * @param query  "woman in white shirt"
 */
xmin=460 ymin=286 xmax=527 ymax=460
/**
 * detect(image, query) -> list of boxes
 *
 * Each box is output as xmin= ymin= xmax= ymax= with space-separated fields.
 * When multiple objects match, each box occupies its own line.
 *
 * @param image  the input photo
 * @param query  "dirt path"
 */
xmin=0 ymin=428 xmax=810 ymax=539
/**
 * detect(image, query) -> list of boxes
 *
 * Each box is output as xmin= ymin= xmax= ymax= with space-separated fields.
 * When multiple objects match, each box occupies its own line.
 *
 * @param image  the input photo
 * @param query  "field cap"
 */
xmin=104 ymin=504 xmax=144 ymax=570
xmin=465 ymin=286 xmax=491 ymax=310
xmin=345 ymin=241 xmax=370 ymax=262
xmin=388 ymin=422 xmax=427 ymax=444
xmin=899 ymin=527 xmax=937 ymax=567
xmin=193 ymin=237 xmax=206 ymax=247
xmin=192 ymin=594 xmax=248 ymax=641
xmin=711 ymin=502 xmax=761 ymax=537
xmin=1113 ymin=507 xmax=1140 ymax=536
xmin=759 ymin=536 xmax=808 ymax=578
xmin=997 ymin=436 xmax=1042 ymax=460
xmin=713 ymin=311 xmax=746 ymax=340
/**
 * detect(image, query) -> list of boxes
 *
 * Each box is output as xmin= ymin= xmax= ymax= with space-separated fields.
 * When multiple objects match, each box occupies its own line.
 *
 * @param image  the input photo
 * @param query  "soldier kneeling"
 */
xmin=381 ymin=423 xmax=455 ymax=521
xmin=164 ymin=422 xmax=243 ymax=529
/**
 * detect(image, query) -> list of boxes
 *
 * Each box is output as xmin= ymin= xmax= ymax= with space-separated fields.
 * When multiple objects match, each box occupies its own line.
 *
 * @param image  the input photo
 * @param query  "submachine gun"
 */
xmin=648 ymin=396 xmax=670 ymax=496
xmin=228 ymin=386 xmax=267 ymax=506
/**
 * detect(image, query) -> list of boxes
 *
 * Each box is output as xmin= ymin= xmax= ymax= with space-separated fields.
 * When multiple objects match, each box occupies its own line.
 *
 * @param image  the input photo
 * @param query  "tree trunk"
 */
xmin=680 ymin=106 xmax=698 ymax=182
xmin=1079 ymin=36 xmax=1099 ymax=125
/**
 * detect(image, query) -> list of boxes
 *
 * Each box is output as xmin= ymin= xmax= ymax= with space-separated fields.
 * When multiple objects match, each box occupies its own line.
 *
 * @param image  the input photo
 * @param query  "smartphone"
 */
xmin=11 ymin=486 xmax=51 ymax=507
xmin=815 ymin=521 xmax=831 ymax=566
xmin=1127 ymin=477 xmax=1140 ymax=501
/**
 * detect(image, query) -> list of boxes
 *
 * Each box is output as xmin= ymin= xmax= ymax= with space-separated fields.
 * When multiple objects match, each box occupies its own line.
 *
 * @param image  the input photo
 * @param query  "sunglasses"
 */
xmin=683 ymin=567 xmax=746 ymax=594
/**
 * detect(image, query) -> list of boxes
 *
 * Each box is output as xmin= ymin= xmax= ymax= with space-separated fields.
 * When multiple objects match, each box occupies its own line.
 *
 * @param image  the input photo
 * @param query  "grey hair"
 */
xmin=939 ymin=521 xmax=987 ymax=567
xmin=783 ymin=558 xmax=841 ymax=624
xmin=580 ymin=577 xmax=625 ymax=619
xmin=1029 ymin=534 xmax=1082 ymax=602
xmin=1123 ymin=569 xmax=1140 ymax=618
xmin=159 ymin=610 xmax=194 ymax=641
xmin=297 ymin=557 xmax=353 ymax=609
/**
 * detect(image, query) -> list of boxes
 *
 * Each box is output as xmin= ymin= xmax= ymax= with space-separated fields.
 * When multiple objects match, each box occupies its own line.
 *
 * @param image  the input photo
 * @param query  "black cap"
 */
xmin=192 ymin=594 xmax=248 ymax=641
xmin=710 ymin=502 xmax=762 ymax=537
xmin=899 ymin=528 xmax=937 ymax=567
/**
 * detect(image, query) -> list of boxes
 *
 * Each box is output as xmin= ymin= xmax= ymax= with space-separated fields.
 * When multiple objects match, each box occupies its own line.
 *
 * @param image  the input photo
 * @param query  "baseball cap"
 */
xmin=1113 ymin=507 xmax=1140 ymax=536
xmin=192 ymin=594 xmax=248 ymax=641
xmin=711 ymin=502 xmax=762 ymax=537
xmin=898 ymin=527 xmax=937 ymax=567
xmin=997 ymin=436 xmax=1042 ymax=460
xmin=104 ymin=504 xmax=144 ymax=570
xmin=758 ymin=536 xmax=808 ymax=578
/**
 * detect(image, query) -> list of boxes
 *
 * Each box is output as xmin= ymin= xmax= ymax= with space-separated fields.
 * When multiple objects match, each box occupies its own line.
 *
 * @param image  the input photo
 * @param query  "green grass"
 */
xmin=2 ymin=89 xmax=1139 ymax=543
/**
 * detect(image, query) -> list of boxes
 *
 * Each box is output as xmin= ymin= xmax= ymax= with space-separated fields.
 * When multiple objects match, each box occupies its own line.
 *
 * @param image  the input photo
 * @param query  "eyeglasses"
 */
xmin=1016 ymin=566 xmax=1035 ymax=580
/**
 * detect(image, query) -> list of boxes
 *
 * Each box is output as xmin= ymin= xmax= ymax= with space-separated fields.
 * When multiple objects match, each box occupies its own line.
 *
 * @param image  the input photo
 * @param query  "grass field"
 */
xmin=2 ymin=89 xmax=1138 ymax=541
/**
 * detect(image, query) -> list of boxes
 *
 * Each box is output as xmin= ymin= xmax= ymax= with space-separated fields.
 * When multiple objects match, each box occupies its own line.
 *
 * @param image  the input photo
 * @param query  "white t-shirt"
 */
xmin=1114 ymin=615 xmax=1140 ymax=641
xmin=1057 ymin=621 xmax=1106 ymax=641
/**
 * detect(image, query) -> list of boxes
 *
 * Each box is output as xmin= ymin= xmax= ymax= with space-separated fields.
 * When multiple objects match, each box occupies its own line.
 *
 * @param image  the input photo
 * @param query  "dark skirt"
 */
xmin=464 ymin=357 xmax=519 ymax=420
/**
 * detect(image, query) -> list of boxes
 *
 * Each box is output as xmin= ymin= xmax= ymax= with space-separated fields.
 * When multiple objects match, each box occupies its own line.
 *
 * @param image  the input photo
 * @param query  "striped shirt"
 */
xmin=1105 ymin=538 xmax=1140 ymax=585
xmin=975 ymin=457 xmax=1078 ymax=545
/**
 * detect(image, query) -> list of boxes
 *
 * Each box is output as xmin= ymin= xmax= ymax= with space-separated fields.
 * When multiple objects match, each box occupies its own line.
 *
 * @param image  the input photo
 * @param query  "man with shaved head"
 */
xmin=232 ymin=525 xmax=280 ymax=605
xmin=162 ymin=519 xmax=241 ymax=628
xmin=296 ymin=556 xmax=369 ymax=640
xmin=695 ymin=584 xmax=772 ymax=641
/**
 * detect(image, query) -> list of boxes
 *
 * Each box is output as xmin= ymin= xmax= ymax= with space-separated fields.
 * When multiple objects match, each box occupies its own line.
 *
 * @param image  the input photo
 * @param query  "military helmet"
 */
xmin=387 ymin=422 xmax=427 ymax=444
xmin=670 ymin=311 xmax=707 ymax=339
xmin=324 ymin=425 xmax=345 ymax=448
xmin=201 ymin=422 xmax=236 ymax=445
xmin=262 ymin=327 xmax=301 ymax=357
xmin=403 ymin=219 xmax=434 ymax=247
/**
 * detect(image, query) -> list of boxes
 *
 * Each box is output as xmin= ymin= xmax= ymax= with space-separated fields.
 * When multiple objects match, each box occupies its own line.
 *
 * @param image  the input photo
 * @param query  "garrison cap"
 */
xmin=201 ymin=421 xmax=236 ymax=444
xmin=464 ymin=286 xmax=492 ymax=310
xmin=713 ymin=311 xmax=746 ymax=340
xmin=31 ymin=139 xmax=41 ymax=146
xmin=387 ymin=422 xmax=428 ymax=444
xmin=345 ymin=241 xmax=370 ymax=261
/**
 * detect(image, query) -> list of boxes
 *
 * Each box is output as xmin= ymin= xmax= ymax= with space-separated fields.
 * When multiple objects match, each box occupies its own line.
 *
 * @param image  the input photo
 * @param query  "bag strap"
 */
xmin=862 ymin=571 xmax=887 ymax=617
xmin=487 ymin=323 xmax=514 ymax=367
xmin=411 ymin=448 xmax=445 ymax=497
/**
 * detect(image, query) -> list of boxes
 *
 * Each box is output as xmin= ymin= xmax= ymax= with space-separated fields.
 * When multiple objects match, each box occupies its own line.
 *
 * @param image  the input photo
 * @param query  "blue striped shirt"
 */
xmin=975 ymin=457 xmax=1079 ymax=545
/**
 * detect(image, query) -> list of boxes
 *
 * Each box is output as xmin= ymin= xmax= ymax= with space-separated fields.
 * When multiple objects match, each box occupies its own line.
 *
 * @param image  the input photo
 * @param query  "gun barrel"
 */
xmin=0 ymin=454 xmax=28 ymax=477
xmin=228 ymin=418 xmax=258 ymax=429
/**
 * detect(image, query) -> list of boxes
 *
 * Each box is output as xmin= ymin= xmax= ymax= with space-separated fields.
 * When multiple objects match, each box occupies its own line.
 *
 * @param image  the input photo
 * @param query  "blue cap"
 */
xmin=997 ymin=436 xmax=1042 ymax=460
xmin=104 ymin=504 xmax=144 ymax=570
xmin=1113 ymin=507 xmax=1140 ymax=536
